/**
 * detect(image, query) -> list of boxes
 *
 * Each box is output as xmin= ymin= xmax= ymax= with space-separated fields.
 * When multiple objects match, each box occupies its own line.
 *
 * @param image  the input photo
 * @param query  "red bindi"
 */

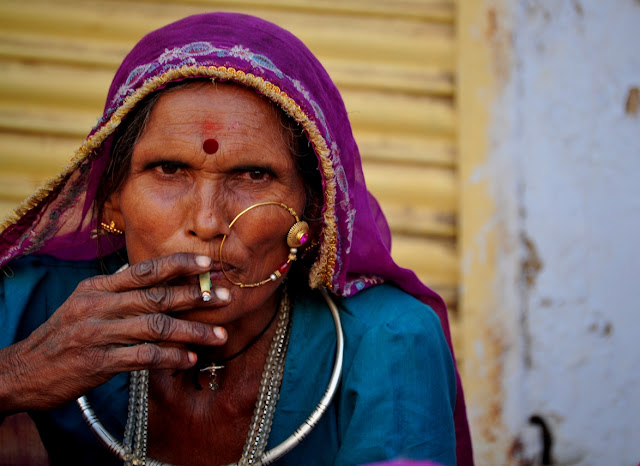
xmin=203 ymin=138 xmax=219 ymax=154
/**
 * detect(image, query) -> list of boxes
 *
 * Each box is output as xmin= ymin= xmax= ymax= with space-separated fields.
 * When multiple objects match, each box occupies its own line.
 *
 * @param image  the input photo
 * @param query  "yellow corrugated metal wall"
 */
xmin=0 ymin=0 xmax=458 ymax=347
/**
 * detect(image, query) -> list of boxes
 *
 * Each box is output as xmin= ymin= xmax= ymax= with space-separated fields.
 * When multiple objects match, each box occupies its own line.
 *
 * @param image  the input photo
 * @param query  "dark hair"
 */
xmin=93 ymin=87 xmax=163 ymax=232
xmin=94 ymin=79 xmax=323 ymax=279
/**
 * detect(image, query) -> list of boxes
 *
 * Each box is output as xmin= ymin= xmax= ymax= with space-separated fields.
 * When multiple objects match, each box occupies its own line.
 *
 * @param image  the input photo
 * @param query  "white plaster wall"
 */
xmin=497 ymin=0 xmax=640 ymax=464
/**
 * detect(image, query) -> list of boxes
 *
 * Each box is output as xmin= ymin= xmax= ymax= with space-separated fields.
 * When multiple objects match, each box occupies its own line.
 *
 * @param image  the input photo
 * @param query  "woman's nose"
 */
xmin=187 ymin=183 xmax=230 ymax=241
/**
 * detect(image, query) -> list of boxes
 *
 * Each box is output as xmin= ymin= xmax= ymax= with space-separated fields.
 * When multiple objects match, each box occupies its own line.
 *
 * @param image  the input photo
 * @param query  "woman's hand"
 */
xmin=0 ymin=253 xmax=228 ymax=414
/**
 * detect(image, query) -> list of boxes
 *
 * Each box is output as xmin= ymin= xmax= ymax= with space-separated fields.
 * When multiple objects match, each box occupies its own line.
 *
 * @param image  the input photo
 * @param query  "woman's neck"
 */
xmin=145 ymin=318 xmax=278 ymax=465
xmin=144 ymin=286 xmax=286 ymax=464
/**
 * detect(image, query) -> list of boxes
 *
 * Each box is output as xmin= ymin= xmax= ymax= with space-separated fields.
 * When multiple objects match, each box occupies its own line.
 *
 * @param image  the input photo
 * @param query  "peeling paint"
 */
xmin=519 ymin=234 xmax=541 ymax=369
xmin=571 ymin=0 xmax=584 ymax=17
xmin=512 ymin=1 xmax=640 ymax=464
xmin=525 ymin=0 xmax=551 ymax=22
xmin=539 ymin=297 xmax=553 ymax=307
xmin=461 ymin=1 xmax=640 ymax=464
xmin=586 ymin=318 xmax=614 ymax=337
xmin=520 ymin=233 xmax=543 ymax=288
xmin=486 ymin=1 xmax=515 ymax=88
xmin=486 ymin=8 xmax=499 ymax=39
xmin=625 ymin=87 xmax=639 ymax=116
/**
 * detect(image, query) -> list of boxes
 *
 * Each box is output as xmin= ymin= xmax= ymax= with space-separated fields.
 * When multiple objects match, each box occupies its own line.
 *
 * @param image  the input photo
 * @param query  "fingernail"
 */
xmin=195 ymin=255 xmax=212 ymax=268
xmin=214 ymin=287 xmax=230 ymax=301
xmin=188 ymin=351 xmax=198 ymax=364
xmin=214 ymin=327 xmax=226 ymax=339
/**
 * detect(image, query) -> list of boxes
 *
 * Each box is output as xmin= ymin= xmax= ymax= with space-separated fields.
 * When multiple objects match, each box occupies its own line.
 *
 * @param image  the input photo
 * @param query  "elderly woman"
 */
xmin=0 ymin=12 xmax=472 ymax=466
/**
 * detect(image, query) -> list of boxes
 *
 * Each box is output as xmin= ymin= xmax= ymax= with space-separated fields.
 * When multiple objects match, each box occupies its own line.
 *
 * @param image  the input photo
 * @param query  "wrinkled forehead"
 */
xmin=142 ymin=80 xmax=289 ymax=136
xmin=131 ymin=80 xmax=294 ymax=160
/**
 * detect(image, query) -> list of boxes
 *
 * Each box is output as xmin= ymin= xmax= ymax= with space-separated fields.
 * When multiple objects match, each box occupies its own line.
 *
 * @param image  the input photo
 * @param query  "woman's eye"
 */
xmin=156 ymin=163 xmax=182 ymax=175
xmin=236 ymin=166 xmax=274 ymax=181
xmin=247 ymin=169 xmax=267 ymax=180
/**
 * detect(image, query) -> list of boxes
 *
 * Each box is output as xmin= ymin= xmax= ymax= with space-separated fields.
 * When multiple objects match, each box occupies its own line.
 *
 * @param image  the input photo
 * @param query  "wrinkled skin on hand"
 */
xmin=0 ymin=252 xmax=228 ymax=414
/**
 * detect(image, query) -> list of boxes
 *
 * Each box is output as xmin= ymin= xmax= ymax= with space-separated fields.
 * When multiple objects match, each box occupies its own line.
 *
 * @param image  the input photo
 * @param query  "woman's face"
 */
xmin=107 ymin=82 xmax=307 ymax=325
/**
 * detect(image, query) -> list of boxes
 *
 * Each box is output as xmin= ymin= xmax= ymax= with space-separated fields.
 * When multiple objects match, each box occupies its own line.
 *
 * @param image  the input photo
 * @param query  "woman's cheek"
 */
xmin=121 ymin=183 xmax=186 ymax=262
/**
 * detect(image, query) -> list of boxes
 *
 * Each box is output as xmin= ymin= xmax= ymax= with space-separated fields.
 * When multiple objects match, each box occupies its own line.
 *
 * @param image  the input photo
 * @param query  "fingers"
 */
xmin=138 ymin=313 xmax=227 ymax=344
xmin=82 ymin=253 xmax=215 ymax=293
xmin=108 ymin=343 xmax=198 ymax=372
xmin=90 ymin=315 xmax=226 ymax=372
xmin=75 ymin=252 xmax=230 ymax=317
xmin=107 ymin=281 xmax=229 ymax=317
xmin=99 ymin=313 xmax=226 ymax=346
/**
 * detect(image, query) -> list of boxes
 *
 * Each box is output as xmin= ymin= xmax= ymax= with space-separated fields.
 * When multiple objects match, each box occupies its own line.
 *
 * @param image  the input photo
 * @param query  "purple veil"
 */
xmin=0 ymin=13 xmax=472 ymax=463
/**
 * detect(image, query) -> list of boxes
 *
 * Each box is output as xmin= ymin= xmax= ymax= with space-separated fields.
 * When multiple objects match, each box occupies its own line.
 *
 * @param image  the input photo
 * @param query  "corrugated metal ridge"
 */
xmin=0 ymin=36 xmax=454 ymax=98
xmin=0 ymin=2 xmax=454 ymax=65
xmin=59 ymin=0 xmax=456 ymax=23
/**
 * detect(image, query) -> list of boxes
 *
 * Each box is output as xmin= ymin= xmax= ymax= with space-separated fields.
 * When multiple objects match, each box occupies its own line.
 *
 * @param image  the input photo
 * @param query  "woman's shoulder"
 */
xmin=292 ymin=283 xmax=447 ymax=354
xmin=292 ymin=282 xmax=453 ymax=381
xmin=331 ymin=285 xmax=457 ymax=465
xmin=4 ymin=252 xmax=126 ymax=295
xmin=0 ymin=253 xmax=125 ymax=347
xmin=7 ymin=253 xmax=124 ymax=275
xmin=271 ymin=283 xmax=458 ymax=466
xmin=339 ymin=283 xmax=445 ymax=339
xmin=2 ymin=253 xmax=122 ymax=304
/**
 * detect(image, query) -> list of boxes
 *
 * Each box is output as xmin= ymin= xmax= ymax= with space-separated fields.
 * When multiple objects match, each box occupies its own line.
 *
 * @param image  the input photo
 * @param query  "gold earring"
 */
xmin=100 ymin=220 xmax=124 ymax=235
xmin=287 ymin=221 xmax=309 ymax=248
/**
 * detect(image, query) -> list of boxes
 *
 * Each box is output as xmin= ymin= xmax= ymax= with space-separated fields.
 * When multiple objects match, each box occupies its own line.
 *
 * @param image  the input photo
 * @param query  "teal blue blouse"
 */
xmin=1 ymin=255 xmax=456 ymax=466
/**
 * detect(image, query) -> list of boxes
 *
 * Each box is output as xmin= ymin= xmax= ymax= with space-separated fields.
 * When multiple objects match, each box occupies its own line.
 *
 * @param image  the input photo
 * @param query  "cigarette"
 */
xmin=199 ymin=272 xmax=212 ymax=301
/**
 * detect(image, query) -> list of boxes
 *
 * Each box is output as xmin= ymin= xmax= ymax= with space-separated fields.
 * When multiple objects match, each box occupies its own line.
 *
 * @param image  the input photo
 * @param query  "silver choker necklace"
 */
xmin=78 ymin=288 xmax=344 ymax=465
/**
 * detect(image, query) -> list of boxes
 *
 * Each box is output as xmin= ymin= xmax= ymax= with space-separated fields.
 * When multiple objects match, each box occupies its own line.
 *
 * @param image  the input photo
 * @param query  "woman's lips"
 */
xmin=189 ymin=270 xmax=226 ymax=283
xmin=167 ymin=267 xmax=230 ymax=287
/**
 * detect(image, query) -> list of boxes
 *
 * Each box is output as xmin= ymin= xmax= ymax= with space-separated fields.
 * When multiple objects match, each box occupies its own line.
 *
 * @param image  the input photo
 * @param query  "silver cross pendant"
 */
xmin=200 ymin=364 xmax=225 ymax=391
